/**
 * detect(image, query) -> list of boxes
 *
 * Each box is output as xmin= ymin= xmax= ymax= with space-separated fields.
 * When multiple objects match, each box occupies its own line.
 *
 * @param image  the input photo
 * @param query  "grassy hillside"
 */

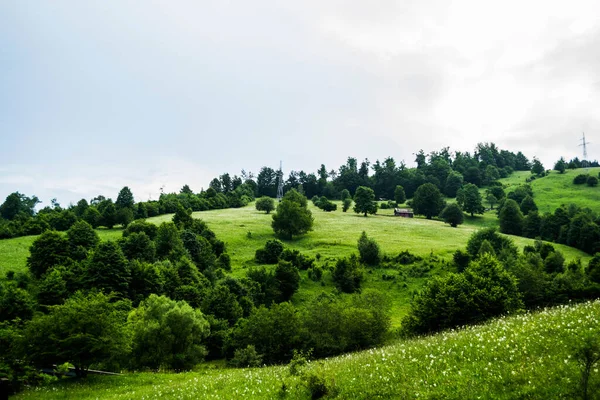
xmin=15 ymin=299 xmax=600 ymax=399
xmin=0 ymin=228 xmax=123 ymax=277
xmin=500 ymin=168 xmax=600 ymax=214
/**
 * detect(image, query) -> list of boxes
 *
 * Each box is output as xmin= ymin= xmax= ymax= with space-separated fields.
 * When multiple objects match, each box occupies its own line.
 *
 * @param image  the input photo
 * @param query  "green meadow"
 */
xmin=14 ymin=299 xmax=600 ymax=400
xmin=499 ymin=167 xmax=600 ymax=214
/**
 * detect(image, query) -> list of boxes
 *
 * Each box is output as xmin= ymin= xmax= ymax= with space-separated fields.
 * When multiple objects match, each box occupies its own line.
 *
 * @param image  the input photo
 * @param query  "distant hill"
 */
xmin=500 ymin=168 xmax=600 ymax=214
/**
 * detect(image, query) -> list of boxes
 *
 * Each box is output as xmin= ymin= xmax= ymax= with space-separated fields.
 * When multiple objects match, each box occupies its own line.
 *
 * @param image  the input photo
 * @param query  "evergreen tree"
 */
xmin=499 ymin=199 xmax=524 ymax=236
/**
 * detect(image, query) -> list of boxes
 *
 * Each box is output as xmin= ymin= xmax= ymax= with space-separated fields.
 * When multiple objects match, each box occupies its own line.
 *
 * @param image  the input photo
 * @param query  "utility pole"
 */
xmin=579 ymin=132 xmax=591 ymax=172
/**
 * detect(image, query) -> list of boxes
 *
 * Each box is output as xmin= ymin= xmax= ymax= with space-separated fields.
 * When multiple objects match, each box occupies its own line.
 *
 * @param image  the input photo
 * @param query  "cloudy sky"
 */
xmin=1 ymin=1 xmax=599 ymax=206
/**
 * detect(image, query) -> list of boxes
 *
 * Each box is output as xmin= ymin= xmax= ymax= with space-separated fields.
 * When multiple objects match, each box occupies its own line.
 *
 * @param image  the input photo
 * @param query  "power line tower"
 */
xmin=276 ymin=161 xmax=284 ymax=202
xmin=579 ymin=132 xmax=591 ymax=171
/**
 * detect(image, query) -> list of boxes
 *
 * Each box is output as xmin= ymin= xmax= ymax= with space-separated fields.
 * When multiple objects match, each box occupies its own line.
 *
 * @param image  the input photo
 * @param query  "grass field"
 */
xmin=499 ymin=168 xmax=600 ymax=214
xmin=15 ymin=299 xmax=600 ymax=399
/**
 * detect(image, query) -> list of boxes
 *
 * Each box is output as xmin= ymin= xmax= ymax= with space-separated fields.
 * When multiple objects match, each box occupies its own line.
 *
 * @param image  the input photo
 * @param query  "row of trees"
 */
xmin=0 ymin=182 xmax=256 ymax=240
xmin=217 ymin=143 xmax=530 ymax=203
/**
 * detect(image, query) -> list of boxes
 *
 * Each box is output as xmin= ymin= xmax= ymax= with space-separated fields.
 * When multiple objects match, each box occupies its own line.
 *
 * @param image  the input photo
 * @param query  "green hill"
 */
xmin=15 ymin=300 xmax=600 ymax=399
xmin=499 ymin=168 xmax=600 ymax=214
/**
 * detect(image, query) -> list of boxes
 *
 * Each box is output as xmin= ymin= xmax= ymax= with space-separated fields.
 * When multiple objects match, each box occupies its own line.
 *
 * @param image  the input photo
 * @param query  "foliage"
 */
xmin=316 ymin=196 xmax=337 ymax=212
xmin=274 ymin=260 xmax=300 ymax=302
xmin=271 ymin=199 xmax=314 ymax=240
xmin=466 ymin=227 xmax=518 ymax=259
xmin=353 ymin=186 xmax=378 ymax=216
xmin=332 ymin=255 xmax=364 ymax=293
xmin=357 ymin=231 xmax=381 ymax=265
xmin=255 ymin=196 xmax=275 ymax=214
xmin=228 ymin=345 xmax=263 ymax=368
xmin=27 ymin=231 xmax=69 ymax=279
xmin=401 ymin=254 xmax=523 ymax=335
xmin=229 ymin=302 xmax=303 ymax=364
xmin=23 ymin=292 xmax=131 ymax=377
xmin=115 ymin=186 xmax=135 ymax=210
xmin=412 ymin=183 xmax=445 ymax=219
xmin=519 ymin=195 xmax=538 ymax=215
xmin=66 ymin=220 xmax=99 ymax=253
xmin=499 ymin=199 xmax=524 ymax=235
xmin=255 ymin=239 xmax=284 ymax=264
xmin=443 ymin=171 xmax=463 ymax=198
xmin=86 ymin=241 xmax=131 ymax=296
xmin=456 ymin=183 xmax=484 ymax=216
xmin=586 ymin=175 xmax=598 ymax=187
xmin=394 ymin=185 xmax=407 ymax=204
xmin=574 ymin=174 xmax=588 ymax=185
xmin=531 ymin=157 xmax=545 ymax=176
xmin=128 ymin=294 xmax=209 ymax=371
xmin=588 ymin=254 xmax=600 ymax=284
xmin=119 ymin=232 xmax=156 ymax=263
xmin=440 ymin=203 xmax=464 ymax=227
xmin=554 ymin=157 xmax=566 ymax=173
xmin=172 ymin=204 xmax=193 ymax=229
xmin=342 ymin=198 xmax=352 ymax=212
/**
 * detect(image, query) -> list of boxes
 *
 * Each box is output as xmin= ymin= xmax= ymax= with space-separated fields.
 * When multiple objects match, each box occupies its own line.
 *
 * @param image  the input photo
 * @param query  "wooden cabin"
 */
xmin=394 ymin=208 xmax=414 ymax=218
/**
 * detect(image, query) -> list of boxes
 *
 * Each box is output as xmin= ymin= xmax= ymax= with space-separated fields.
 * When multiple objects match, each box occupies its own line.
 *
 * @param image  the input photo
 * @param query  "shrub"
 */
xmin=307 ymin=266 xmax=323 ymax=281
xmin=357 ymin=231 xmax=381 ymax=266
xmin=574 ymin=174 xmax=588 ymax=184
xmin=255 ymin=240 xmax=284 ymax=264
xmin=129 ymin=294 xmax=210 ymax=371
xmin=280 ymin=248 xmax=315 ymax=270
xmin=342 ymin=198 xmax=352 ymax=212
xmin=453 ymin=249 xmax=471 ymax=272
xmin=332 ymin=255 xmax=364 ymax=293
xmin=255 ymin=196 xmax=275 ymax=214
xmin=228 ymin=345 xmax=263 ymax=368
xmin=466 ymin=228 xmax=518 ymax=259
xmin=544 ymin=251 xmax=565 ymax=274
xmin=586 ymin=176 xmax=598 ymax=187
xmin=401 ymin=254 xmax=523 ymax=335
xmin=440 ymin=203 xmax=464 ymax=227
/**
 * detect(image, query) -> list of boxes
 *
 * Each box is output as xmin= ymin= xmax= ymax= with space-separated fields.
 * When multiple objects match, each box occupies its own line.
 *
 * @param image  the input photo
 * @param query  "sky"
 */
xmin=1 ymin=1 xmax=600 ymax=207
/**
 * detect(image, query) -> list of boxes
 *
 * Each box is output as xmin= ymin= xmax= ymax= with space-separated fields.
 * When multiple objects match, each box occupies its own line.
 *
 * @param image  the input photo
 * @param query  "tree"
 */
xmin=24 ymin=292 xmax=131 ymax=377
xmin=587 ymin=254 xmax=600 ymax=284
xmin=271 ymin=200 xmax=313 ymax=240
xmin=342 ymin=198 xmax=352 ymax=212
xmin=440 ymin=203 xmax=464 ymax=227
xmin=255 ymin=196 xmax=275 ymax=214
xmin=531 ymin=157 xmax=544 ymax=176
xmin=357 ymin=231 xmax=381 ymax=265
xmin=412 ymin=183 xmax=444 ymax=219
xmin=100 ymin=202 xmax=117 ymax=229
xmin=116 ymin=207 xmax=134 ymax=228
xmin=519 ymin=195 xmax=538 ymax=215
xmin=332 ymin=255 xmax=364 ymax=293
xmin=86 ymin=241 xmax=131 ymax=295
xmin=282 ymin=188 xmax=308 ymax=208
xmin=67 ymin=220 xmax=99 ymax=250
xmin=274 ymin=260 xmax=300 ymax=302
xmin=353 ymin=186 xmax=378 ymax=217
xmin=116 ymin=186 xmax=135 ymax=210
xmin=27 ymin=230 xmax=70 ymax=278
xmin=82 ymin=206 xmax=101 ymax=228
xmin=119 ymin=232 xmax=156 ymax=262
xmin=340 ymin=189 xmax=352 ymax=200
xmin=444 ymin=172 xmax=463 ymax=198
xmin=499 ymin=199 xmax=524 ymax=236
xmin=554 ymin=157 xmax=566 ymax=174
xmin=155 ymin=222 xmax=187 ymax=261
xmin=457 ymin=183 xmax=485 ymax=217
xmin=128 ymin=294 xmax=209 ymax=371
xmin=0 ymin=192 xmax=39 ymax=220
xmin=173 ymin=203 xmax=193 ymax=228
xmin=394 ymin=185 xmax=406 ymax=204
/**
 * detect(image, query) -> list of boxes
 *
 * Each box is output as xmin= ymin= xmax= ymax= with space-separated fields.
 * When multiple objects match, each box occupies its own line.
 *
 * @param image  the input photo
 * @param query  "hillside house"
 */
xmin=394 ymin=208 xmax=414 ymax=218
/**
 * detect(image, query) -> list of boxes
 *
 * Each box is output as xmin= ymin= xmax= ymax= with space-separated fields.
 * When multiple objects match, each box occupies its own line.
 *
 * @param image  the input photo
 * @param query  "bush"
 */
xmin=316 ymin=197 xmax=337 ymax=212
xmin=228 ymin=345 xmax=263 ymax=368
xmin=574 ymin=174 xmax=588 ymax=184
xmin=307 ymin=266 xmax=323 ymax=281
xmin=129 ymin=294 xmax=210 ymax=371
xmin=255 ymin=240 xmax=284 ymax=264
xmin=342 ymin=198 xmax=352 ymax=212
xmin=280 ymin=248 xmax=315 ymax=270
xmin=401 ymin=254 xmax=523 ymax=335
xmin=587 ymin=176 xmax=599 ymax=187
xmin=466 ymin=228 xmax=518 ymax=259
xmin=357 ymin=231 xmax=381 ymax=266
xmin=255 ymin=196 xmax=275 ymax=214
xmin=332 ymin=255 xmax=364 ymax=293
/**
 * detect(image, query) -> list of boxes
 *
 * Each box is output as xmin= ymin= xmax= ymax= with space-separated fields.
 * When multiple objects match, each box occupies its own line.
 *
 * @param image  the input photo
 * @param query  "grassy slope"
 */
xmin=500 ymin=167 xmax=600 ymax=214
xmin=15 ymin=300 xmax=600 ymax=400
xmin=0 ymin=229 xmax=123 ymax=277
